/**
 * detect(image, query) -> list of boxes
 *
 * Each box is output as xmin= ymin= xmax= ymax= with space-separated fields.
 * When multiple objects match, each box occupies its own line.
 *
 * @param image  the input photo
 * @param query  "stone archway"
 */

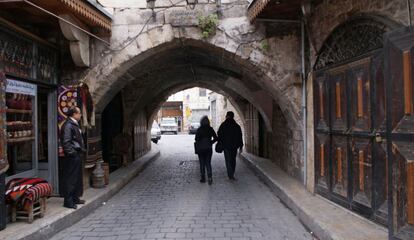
xmin=83 ymin=26 xmax=302 ymax=132
xmin=82 ymin=7 xmax=306 ymax=181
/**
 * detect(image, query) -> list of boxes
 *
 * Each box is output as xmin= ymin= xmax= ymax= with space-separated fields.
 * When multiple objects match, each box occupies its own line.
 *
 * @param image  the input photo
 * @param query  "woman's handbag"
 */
xmin=194 ymin=138 xmax=211 ymax=154
xmin=215 ymin=141 xmax=223 ymax=153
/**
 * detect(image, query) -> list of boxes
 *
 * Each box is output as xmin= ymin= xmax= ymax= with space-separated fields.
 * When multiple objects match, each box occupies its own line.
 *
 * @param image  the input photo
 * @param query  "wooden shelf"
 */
xmin=6 ymin=109 xmax=32 ymax=114
xmin=7 ymin=137 xmax=35 ymax=143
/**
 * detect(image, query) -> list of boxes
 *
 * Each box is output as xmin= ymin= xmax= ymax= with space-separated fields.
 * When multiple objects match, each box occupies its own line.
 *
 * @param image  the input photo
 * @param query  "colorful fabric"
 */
xmin=58 ymin=85 xmax=78 ymax=131
xmin=57 ymin=84 xmax=95 ymax=157
xmin=5 ymin=178 xmax=53 ymax=210
xmin=58 ymin=85 xmax=78 ymax=157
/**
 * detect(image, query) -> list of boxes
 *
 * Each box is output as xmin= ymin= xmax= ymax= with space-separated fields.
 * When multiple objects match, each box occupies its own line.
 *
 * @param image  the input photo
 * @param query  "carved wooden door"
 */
xmin=314 ymin=52 xmax=388 ymax=223
xmin=385 ymin=27 xmax=414 ymax=240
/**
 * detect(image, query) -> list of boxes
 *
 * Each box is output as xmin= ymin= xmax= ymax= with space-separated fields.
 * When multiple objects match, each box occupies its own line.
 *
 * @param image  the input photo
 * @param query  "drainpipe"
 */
xmin=301 ymin=17 xmax=307 ymax=187
xmin=408 ymin=0 xmax=412 ymax=29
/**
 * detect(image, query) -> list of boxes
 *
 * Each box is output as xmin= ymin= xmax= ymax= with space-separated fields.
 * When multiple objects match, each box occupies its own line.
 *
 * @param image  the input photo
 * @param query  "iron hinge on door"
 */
xmin=369 ymin=129 xmax=383 ymax=143
xmin=374 ymin=133 xmax=383 ymax=143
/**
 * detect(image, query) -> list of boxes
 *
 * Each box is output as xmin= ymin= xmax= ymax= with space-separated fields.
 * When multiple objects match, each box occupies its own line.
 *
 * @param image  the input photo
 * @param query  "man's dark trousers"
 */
xmin=224 ymin=149 xmax=237 ymax=178
xmin=63 ymin=155 xmax=83 ymax=206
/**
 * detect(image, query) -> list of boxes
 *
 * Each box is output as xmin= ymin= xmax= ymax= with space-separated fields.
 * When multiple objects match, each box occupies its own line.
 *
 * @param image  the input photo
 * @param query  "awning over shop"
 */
xmin=247 ymin=0 xmax=301 ymax=22
xmin=0 ymin=0 xmax=112 ymax=35
xmin=247 ymin=0 xmax=321 ymax=22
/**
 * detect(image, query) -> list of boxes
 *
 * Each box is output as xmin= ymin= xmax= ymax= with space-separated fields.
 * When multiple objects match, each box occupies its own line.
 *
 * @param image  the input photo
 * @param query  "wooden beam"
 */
xmin=336 ymin=82 xmax=342 ymax=119
xmin=0 ymin=15 xmax=57 ymax=49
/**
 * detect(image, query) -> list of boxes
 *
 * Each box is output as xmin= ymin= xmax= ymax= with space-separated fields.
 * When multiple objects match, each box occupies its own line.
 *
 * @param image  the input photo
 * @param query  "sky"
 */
xmin=97 ymin=0 xmax=147 ymax=14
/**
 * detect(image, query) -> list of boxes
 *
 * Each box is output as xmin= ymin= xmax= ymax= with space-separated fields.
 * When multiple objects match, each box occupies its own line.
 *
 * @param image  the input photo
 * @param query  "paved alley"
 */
xmin=50 ymin=134 xmax=313 ymax=240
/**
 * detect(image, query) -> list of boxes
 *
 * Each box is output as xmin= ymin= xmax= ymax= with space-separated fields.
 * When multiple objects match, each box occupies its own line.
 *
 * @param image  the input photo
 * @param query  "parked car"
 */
xmin=151 ymin=121 xmax=161 ymax=143
xmin=188 ymin=122 xmax=200 ymax=134
xmin=160 ymin=117 xmax=178 ymax=134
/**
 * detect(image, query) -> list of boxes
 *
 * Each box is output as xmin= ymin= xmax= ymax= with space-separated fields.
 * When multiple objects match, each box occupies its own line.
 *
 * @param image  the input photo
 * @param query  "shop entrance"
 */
xmin=102 ymin=92 xmax=124 ymax=172
xmin=5 ymin=81 xmax=58 ymax=192
xmin=37 ymin=87 xmax=58 ymax=191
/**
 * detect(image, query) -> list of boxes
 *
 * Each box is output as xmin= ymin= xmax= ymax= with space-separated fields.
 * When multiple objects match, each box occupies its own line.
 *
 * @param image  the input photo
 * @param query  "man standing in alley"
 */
xmin=61 ymin=107 xmax=86 ymax=209
xmin=217 ymin=111 xmax=243 ymax=181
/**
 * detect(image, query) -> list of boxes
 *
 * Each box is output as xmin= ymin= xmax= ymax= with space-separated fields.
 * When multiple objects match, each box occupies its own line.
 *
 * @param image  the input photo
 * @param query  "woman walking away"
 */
xmin=195 ymin=116 xmax=218 ymax=185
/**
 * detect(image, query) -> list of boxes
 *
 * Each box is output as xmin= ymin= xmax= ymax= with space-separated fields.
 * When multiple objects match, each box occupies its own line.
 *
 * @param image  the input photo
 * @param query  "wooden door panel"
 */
xmin=373 ymin=141 xmax=389 ymax=225
xmin=390 ymin=42 xmax=414 ymax=228
xmin=351 ymin=137 xmax=373 ymax=208
xmin=391 ymin=142 xmax=411 ymax=228
xmin=348 ymin=59 xmax=371 ymax=132
xmin=329 ymin=70 xmax=348 ymax=132
xmin=385 ymin=27 xmax=414 ymax=239
xmin=314 ymin=74 xmax=330 ymax=132
xmin=389 ymin=45 xmax=414 ymax=135
xmin=314 ymin=49 xmax=389 ymax=225
xmin=315 ymin=133 xmax=330 ymax=191
xmin=331 ymin=135 xmax=348 ymax=199
xmin=373 ymin=54 xmax=387 ymax=132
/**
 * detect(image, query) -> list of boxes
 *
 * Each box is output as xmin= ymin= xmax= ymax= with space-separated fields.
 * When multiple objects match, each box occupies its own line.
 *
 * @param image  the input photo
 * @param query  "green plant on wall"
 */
xmin=260 ymin=41 xmax=270 ymax=52
xmin=198 ymin=14 xmax=219 ymax=39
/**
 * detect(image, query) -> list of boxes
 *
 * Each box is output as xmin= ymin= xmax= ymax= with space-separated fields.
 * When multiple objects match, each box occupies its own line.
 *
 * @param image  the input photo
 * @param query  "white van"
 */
xmin=160 ymin=117 xmax=178 ymax=135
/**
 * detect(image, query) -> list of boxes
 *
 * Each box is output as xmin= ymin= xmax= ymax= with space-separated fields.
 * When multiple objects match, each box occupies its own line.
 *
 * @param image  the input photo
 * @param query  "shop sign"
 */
xmin=165 ymin=9 xmax=201 ymax=26
xmin=6 ymin=79 xmax=37 ymax=96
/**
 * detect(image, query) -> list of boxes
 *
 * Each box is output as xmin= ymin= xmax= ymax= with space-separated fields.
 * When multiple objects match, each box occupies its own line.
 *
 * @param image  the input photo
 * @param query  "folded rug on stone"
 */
xmin=6 ymin=178 xmax=53 ymax=211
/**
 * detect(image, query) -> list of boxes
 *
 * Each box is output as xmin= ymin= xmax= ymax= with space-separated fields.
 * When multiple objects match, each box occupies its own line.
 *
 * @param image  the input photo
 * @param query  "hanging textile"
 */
xmin=78 ymin=83 xmax=95 ymax=130
xmin=58 ymin=83 xmax=97 ymax=168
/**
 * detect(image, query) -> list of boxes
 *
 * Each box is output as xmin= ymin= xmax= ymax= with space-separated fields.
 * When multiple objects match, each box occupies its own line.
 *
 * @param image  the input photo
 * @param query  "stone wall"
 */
xmin=270 ymin=103 xmax=303 ymax=181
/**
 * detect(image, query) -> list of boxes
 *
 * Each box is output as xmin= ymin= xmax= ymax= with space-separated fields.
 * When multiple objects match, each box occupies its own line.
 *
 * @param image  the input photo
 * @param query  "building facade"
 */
xmin=0 ymin=0 xmax=112 ymax=230
xmin=182 ymin=87 xmax=211 ymax=131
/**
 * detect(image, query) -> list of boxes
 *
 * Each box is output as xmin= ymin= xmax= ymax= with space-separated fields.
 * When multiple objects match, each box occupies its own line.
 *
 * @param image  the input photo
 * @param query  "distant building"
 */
xmin=183 ymin=88 xmax=210 ymax=130
xmin=209 ymin=92 xmax=243 ymax=131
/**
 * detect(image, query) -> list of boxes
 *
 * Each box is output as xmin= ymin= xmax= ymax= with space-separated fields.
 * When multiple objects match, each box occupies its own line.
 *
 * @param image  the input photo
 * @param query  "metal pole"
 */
xmin=301 ymin=17 xmax=307 ymax=187
xmin=23 ymin=0 xmax=110 ymax=46
xmin=408 ymin=0 xmax=413 ymax=29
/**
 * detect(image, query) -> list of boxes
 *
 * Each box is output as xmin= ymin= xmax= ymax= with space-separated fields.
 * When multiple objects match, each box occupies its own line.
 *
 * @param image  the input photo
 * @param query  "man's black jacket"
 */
xmin=61 ymin=118 xmax=85 ymax=157
xmin=217 ymin=118 xmax=243 ymax=150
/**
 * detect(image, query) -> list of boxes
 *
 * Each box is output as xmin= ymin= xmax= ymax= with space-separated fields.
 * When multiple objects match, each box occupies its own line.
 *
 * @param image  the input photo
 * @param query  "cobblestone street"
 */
xmin=51 ymin=135 xmax=313 ymax=240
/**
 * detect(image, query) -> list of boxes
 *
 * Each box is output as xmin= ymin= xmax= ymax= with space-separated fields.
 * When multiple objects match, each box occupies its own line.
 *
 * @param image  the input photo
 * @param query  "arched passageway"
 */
xmin=93 ymin=38 xmax=304 ymax=181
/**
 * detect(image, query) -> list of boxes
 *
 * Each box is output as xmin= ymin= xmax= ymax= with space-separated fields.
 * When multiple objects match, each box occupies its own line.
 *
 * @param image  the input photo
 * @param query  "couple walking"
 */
xmin=194 ymin=111 xmax=244 ymax=185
